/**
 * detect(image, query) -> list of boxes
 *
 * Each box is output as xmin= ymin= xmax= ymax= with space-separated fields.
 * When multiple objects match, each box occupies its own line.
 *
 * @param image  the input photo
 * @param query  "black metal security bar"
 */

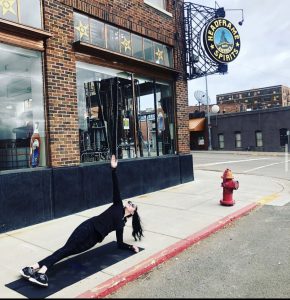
xmin=183 ymin=2 xmax=227 ymax=80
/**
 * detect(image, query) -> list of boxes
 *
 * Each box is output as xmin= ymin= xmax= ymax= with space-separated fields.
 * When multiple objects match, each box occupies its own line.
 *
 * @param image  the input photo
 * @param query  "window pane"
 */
xmin=18 ymin=0 xmax=42 ymax=28
xmin=218 ymin=134 xmax=224 ymax=149
xmin=155 ymin=81 xmax=174 ymax=155
xmin=146 ymin=0 xmax=166 ymax=9
xmin=144 ymin=39 xmax=154 ymax=62
xmin=106 ymin=25 xmax=120 ymax=52
xmin=235 ymin=132 xmax=241 ymax=148
xmin=76 ymin=62 xmax=138 ymax=161
xmin=163 ymin=45 xmax=173 ymax=67
xmin=74 ymin=13 xmax=90 ymax=43
xmin=90 ymin=19 xmax=105 ymax=48
xmin=0 ymin=43 xmax=46 ymax=170
xmin=280 ymin=128 xmax=288 ymax=146
xmin=132 ymin=34 xmax=143 ymax=60
xmin=255 ymin=131 xmax=263 ymax=147
xmin=136 ymin=77 xmax=157 ymax=157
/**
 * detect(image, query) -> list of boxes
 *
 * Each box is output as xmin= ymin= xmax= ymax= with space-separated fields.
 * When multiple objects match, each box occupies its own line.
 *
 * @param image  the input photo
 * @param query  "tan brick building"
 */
xmin=216 ymin=85 xmax=290 ymax=113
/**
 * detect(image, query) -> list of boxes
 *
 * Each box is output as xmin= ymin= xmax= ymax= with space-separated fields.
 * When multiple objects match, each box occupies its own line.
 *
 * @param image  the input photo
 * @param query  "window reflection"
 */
xmin=76 ymin=62 xmax=175 ymax=162
xmin=155 ymin=81 xmax=174 ymax=155
xmin=136 ymin=77 xmax=157 ymax=157
xmin=144 ymin=39 xmax=154 ymax=62
xmin=132 ymin=34 xmax=143 ymax=60
xmin=90 ymin=19 xmax=105 ymax=48
xmin=107 ymin=25 xmax=119 ymax=52
xmin=0 ymin=43 xmax=46 ymax=170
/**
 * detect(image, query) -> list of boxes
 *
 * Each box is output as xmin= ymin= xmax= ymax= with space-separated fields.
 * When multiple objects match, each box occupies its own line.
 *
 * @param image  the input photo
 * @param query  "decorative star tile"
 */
xmin=0 ymin=0 xmax=16 ymax=16
xmin=155 ymin=47 xmax=163 ymax=61
xmin=121 ymin=37 xmax=131 ymax=52
xmin=75 ymin=20 xmax=89 ymax=40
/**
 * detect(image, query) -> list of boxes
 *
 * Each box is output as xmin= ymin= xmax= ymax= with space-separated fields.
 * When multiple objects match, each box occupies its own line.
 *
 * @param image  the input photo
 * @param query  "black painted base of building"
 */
xmin=0 ymin=154 xmax=194 ymax=234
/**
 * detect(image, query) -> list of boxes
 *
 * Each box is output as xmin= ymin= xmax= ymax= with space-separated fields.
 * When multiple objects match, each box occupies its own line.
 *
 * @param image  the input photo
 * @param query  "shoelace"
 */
xmin=39 ymin=274 xmax=47 ymax=280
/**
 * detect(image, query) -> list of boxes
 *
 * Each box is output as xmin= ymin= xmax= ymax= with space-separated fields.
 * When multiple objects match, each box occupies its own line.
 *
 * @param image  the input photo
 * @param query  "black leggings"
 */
xmin=38 ymin=219 xmax=102 ymax=269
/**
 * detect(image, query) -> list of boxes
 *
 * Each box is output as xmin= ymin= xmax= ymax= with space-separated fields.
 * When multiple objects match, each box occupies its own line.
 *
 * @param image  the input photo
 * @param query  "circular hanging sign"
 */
xmin=203 ymin=18 xmax=241 ymax=64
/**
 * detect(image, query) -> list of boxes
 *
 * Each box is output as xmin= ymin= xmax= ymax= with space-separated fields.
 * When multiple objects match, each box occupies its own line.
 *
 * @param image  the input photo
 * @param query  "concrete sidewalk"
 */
xmin=1 ymin=169 xmax=289 ymax=298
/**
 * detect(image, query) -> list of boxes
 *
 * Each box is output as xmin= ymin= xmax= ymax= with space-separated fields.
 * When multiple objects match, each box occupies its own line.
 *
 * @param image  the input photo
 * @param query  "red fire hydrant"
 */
xmin=220 ymin=169 xmax=239 ymax=206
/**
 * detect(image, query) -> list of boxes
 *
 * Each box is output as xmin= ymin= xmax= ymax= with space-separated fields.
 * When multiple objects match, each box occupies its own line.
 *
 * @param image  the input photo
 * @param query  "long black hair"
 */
xmin=131 ymin=208 xmax=144 ymax=241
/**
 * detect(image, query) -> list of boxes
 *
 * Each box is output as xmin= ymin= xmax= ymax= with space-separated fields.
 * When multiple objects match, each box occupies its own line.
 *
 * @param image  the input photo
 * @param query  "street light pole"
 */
xmin=286 ymin=130 xmax=290 ymax=173
xmin=205 ymin=74 xmax=212 ymax=150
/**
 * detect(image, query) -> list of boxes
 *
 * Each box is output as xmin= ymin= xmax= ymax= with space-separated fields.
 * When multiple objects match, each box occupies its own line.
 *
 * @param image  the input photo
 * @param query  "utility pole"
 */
xmin=205 ymin=74 xmax=212 ymax=150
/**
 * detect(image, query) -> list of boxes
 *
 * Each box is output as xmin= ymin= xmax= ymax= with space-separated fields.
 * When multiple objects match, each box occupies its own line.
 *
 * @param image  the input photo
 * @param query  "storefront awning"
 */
xmin=189 ymin=118 xmax=205 ymax=132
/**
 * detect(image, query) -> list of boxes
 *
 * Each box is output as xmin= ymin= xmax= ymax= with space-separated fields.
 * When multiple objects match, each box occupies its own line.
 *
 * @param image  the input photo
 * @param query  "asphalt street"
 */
xmin=106 ymin=151 xmax=290 ymax=298
xmin=107 ymin=202 xmax=290 ymax=298
xmin=192 ymin=151 xmax=290 ymax=180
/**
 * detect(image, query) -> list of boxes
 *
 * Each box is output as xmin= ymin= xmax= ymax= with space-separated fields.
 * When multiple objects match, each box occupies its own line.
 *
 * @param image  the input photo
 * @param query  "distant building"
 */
xmin=216 ymin=85 xmax=290 ymax=113
xmin=210 ymin=106 xmax=290 ymax=152
xmin=188 ymin=106 xmax=290 ymax=152
xmin=188 ymin=85 xmax=290 ymax=151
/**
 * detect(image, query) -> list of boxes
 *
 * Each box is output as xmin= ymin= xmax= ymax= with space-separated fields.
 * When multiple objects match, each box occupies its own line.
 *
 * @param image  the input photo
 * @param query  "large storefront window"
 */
xmin=76 ymin=62 xmax=175 ymax=162
xmin=0 ymin=0 xmax=42 ymax=28
xmin=0 ymin=43 xmax=46 ymax=170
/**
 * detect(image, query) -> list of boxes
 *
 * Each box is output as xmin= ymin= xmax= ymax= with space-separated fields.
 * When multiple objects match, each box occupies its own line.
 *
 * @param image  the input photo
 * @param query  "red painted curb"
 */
xmin=76 ymin=202 xmax=258 ymax=298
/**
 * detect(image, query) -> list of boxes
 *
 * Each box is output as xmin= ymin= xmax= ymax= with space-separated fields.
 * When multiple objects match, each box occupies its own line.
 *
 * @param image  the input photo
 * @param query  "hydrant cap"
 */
xmin=225 ymin=169 xmax=234 ymax=179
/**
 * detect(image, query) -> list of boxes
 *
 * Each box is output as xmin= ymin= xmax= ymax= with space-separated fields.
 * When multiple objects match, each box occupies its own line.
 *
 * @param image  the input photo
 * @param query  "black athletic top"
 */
xmin=91 ymin=168 xmax=134 ymax=251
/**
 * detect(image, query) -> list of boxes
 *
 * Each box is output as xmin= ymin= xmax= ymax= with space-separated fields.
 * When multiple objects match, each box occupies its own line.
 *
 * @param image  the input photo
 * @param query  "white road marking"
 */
xmin=195 ymin=157 xmax=270 ymax=167
xmin=244 ymin=160 xmax=290 ymax=173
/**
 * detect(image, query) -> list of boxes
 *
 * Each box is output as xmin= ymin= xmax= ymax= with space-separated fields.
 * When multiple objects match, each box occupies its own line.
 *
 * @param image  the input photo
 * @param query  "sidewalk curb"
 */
xmin=76 ymin=202 xmax=258 ymax=299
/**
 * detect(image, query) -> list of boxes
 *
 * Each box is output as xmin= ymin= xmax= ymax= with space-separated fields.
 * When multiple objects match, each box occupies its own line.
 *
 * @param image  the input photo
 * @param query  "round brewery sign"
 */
xmin=203 ymin=18 xmax=241 ymax=64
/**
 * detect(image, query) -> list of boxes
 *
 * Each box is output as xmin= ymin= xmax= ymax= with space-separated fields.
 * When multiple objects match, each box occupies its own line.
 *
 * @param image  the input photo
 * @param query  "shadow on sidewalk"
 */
xmin=6 ymin=241 xmax=143 ymax=299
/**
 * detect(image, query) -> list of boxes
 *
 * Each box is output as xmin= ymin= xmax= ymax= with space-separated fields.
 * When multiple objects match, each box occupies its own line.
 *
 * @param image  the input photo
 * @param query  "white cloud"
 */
xmin=187 ymin=0 xmax=290 ymax=105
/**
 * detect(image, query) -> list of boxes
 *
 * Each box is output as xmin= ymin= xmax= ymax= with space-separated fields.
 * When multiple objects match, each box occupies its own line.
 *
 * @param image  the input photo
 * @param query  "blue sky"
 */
xmin=187 ymin=0 xmax=290 ymax=105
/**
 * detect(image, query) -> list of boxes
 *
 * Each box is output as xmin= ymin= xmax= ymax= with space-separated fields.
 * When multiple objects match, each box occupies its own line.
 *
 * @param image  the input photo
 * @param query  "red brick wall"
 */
xmin=43 ymin=1 xmax=79 ymax=167
xmin=173 ymin=1 xmax=190 ymax=153
xmin=43 ymin=0 xmax=189 ymax=166
xmin=175 ymin=79 xmax=189 ymax=153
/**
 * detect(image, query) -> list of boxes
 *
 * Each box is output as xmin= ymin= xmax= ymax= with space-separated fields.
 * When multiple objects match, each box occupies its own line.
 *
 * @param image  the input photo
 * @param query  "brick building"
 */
xmin=188 ymin=85 xmax=290 ymax=151
xmin=0 ymin=0 xmax=193 ymax=233
xmin=216 ymin=85 xmax=290 ymax=113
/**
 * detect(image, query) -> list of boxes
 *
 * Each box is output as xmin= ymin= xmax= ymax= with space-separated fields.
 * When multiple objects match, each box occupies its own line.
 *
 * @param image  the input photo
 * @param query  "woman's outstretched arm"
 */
xmin=116 ymin=229 xmax=139 ymax=252
xmin=111 ymin=155 xmax=121 ymax=204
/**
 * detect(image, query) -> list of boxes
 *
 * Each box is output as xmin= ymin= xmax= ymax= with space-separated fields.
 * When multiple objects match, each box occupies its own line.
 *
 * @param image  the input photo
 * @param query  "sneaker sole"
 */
xmin=29 ymin=277 xmax=48 ymax=287
xmin=19 ymin=270 xmax=30 ymax=279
